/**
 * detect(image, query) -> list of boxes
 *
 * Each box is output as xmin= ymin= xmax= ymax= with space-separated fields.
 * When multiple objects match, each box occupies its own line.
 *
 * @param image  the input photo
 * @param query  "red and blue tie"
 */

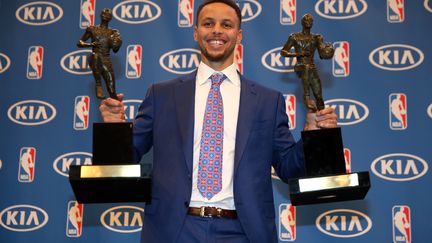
xmin=197 ymin=72 xmax=226 ymax=199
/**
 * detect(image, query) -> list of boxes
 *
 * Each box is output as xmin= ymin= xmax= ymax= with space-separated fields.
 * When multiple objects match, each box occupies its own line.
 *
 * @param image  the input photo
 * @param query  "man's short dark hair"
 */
xmin=195 ymin=0 xmax=242 ymax=28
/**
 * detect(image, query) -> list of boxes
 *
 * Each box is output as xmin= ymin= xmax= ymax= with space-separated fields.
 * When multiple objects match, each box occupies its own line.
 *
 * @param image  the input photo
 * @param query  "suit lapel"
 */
xmin=174 ymin=72 xmax=196 ymax=175
xmin=234 ymin=77 xmax=259 ymax=174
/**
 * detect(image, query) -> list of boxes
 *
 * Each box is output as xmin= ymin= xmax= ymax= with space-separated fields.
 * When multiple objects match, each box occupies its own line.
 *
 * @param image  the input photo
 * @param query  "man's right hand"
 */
xmin=99 ymin=93 xmax=126 ymax=122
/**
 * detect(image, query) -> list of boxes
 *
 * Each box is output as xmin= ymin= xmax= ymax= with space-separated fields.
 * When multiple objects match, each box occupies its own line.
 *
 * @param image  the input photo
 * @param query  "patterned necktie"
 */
xmin=197 ymin=72 xmax=226 ymax=199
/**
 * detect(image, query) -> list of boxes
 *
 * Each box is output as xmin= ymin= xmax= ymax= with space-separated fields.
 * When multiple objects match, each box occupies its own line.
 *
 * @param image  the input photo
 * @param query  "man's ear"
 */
xmin=193 ymin=26 xmax=198 ymax=42
xmin=236 ymin=29 xmax=243 ymax=44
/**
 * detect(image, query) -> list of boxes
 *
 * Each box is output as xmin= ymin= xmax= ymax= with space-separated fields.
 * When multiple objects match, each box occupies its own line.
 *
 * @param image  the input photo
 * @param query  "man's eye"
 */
xmin=223 ymin=23 xmax=233 ymax=28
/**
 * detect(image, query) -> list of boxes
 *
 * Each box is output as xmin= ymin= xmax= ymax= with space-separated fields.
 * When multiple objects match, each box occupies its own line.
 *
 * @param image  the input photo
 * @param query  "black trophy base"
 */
xmin=288 ymin=127 xmax=371 ymax=205
xmin=93 ymin=122 xmax=134 ymax=165
xmin=69 ymin=164 xmax=151 ymax=203
xmin=289 ymin=171 xmax=370 ymax=206
xmin=301 ymin=127 xmax=346 ymax=176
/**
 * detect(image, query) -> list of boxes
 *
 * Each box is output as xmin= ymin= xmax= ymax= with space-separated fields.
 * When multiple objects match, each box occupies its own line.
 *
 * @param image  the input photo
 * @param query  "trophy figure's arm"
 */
xmin=316 ymin=35 xmax=325 ymax=50
xmin=316 ymin=34 xmax=334 ymax=59
xmin=110 ymin=29 xmax=123 ymax=53
xmin=281 ymin=34 xmax=303 ymax=57
xmin=316 ymin=35 xmax=325 ymax=59
xmin=77 ymin=27 xmax=95 ymax=48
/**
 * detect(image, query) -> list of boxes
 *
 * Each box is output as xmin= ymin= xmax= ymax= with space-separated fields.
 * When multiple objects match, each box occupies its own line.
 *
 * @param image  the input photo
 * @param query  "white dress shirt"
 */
xmin=189 ymin=62 xmax=241 ymax=210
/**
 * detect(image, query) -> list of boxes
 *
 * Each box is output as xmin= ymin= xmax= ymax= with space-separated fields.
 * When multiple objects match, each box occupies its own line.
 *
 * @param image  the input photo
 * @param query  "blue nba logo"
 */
xmin=387 ymin=0 xmax=404 ymax=23
xmin=279 ymin=204 xmax=296 ymax=241
xmin=74 ymin=96 xmax=90 ymax=130
xmin=126 ymin=45 xmax=142 ymax=79
xmin=283 ymin=94 xmax=296 ymax=130
xmin=66 ymin=201 xmax=84 ymax=237
xmin=389 ymin=93 xmax=407 ymax=130
xmin=27 ymin=46 xmax=44 ymax=79
xmin=18 ymin=147 xmax=36 ymax=183
xmin=80 ymin=0 xmax=96 ymax=29
xmin=280 ymin=0 xmax=296 ymax=25
xmin=178 ymin=0 xmax=194 ymax=27
xmin=333 ymin=41 xmax=350 ymax=77
xmin=393 ymin=205 xmax=411 ymax=243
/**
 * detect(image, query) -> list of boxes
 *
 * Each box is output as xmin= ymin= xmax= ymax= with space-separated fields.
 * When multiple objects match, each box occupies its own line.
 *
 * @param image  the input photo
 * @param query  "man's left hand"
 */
xmin=304 ymin=107 xmax=338 ymax=130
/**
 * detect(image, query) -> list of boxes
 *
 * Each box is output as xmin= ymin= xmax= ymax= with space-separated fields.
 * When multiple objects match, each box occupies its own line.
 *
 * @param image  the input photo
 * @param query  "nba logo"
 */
xmin=178 ymin=0 xmax=194 ymax=27
xmin=66 ymin=201 xmax=84 ymax=237
xmin=234 ymin=44 xmax=243 ymax=74
xmin=392 ymin=205 xmax=411 ymax=243
xmin=344 ymin=148 xmax=351 ymax=173
xmin=333 ymin=41 xmax=350 ymax=77
xmin=279 ymin=204 xmax=296 ymax=241
xmin=18 ymin=147 xmax=36 ymax=183
xmin=387 ymin=0 xmax=404 ymax=23
xmin=27 ymin=46 xmax=44 ymax=79
xmin=74 ymin=96 xmax=90 ymax=130
xmin=280 ymin=0 xmax=296 ymax=25
xmin=284 ymin=94 xmax=296 ymax=130
xmin=126 ymin=45 xmax=142 ymax=79
xmin=389 ymin=93 xmax=407 ymax=130
xmin=80 ymin=0 xmax=96 ymax=29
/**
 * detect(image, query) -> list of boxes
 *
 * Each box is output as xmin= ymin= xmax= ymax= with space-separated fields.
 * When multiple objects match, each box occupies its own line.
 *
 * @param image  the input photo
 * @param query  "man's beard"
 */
xmin=199 ymin=43 xmax=235 ymax=63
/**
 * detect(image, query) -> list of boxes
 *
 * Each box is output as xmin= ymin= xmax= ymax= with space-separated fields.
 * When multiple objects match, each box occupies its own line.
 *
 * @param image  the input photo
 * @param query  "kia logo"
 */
xmin=113 ymin=0 xmax=161 ymax=24
xmin=123 ymin=99 xmax=143 ymax=121
xmin=100 ymin=205 xmax=144 ymax=233
xmin=371 ymin=153 xmax=428 ymax=181
xmin=7 ymin=100 xmax=57 ymax=126
xmin=0 ymin=205 xmax=49 ymax=232
xmin=316 ymin=209 xmax=372 ymax=238
xmin=315 ymin=0 xmax=367 ymax=19
xmin=60 ymin=50 xmax=92 ymax=75
xmin=159 ymin=48 xmax=200 ymax=74
xmin=238 ymin=0 xmax=262 ymax=22
xmin=369 ymin=44 xmax=424 ymax=71
xmin=261 ymin=47 xmax=296 ymax=73
xmin=53 ymin=152 xmax=92 ymax=177
xmin=325 ymin=99 xmax=369 ymax=125
xmin=16 ymin=1 xmax=63 ymax=26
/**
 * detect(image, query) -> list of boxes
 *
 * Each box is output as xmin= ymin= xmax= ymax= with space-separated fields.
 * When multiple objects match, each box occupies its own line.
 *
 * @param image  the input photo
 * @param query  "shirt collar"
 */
xmin=196 ymin=62 xmax=240 ymax=87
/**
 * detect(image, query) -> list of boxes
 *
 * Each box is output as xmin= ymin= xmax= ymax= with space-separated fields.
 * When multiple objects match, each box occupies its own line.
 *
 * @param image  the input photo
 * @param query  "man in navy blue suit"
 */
xmin=100 ymin=1 xmax=337 ymax=242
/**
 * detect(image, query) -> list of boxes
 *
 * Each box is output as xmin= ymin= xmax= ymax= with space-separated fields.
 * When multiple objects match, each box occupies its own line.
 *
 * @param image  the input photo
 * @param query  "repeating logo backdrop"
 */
xmin=0 ymin=1 xmax=430 ymax=242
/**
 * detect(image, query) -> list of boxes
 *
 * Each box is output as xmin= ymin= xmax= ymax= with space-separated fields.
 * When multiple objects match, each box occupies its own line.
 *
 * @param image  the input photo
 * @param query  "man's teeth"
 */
xmin=209 ymin=40 xmax=224 ymax=45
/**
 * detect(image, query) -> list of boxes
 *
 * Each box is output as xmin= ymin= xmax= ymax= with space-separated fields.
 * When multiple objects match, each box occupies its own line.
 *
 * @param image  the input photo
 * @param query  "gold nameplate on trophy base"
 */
xmin=80 ymin=164 xmax=141 ymax=178
xmin=289 ymin=172 xmax=370 ymax=205
xmin=298 ymin=173 xmax=359 ymax=192
xmin=69 ymin=164 xmax=151 ymax=203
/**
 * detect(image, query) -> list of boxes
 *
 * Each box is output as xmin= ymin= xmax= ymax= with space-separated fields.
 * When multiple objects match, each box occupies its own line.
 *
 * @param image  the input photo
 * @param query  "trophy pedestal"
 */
xmin=289 ymin=128 xmax=370 ymax=205
xmin=69 ymin=122 xmax=152 ymax=203
xmin=92 ymin=122 xmax=134 ymax=165
xmin=69 ymin=164 xmax=151 ymax=203
xmin=289 ymin=172 xmax=370 ymax=205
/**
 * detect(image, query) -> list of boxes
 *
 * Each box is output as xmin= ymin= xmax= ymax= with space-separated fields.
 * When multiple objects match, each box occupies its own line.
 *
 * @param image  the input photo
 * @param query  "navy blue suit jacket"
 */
xmin=133 ymin=71 xmax=305 ymax=243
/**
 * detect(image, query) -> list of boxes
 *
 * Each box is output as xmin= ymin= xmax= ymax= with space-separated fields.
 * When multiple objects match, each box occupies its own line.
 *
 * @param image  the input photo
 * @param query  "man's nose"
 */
xmin=212 ymin=23 xmax=223 ymax=34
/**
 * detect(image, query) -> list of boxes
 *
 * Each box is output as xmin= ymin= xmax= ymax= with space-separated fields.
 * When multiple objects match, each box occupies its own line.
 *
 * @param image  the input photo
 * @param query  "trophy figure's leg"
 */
xmin=311 ymin=70 xmax=324 ymax=111
xmin=300 ymin=68 xmax=317 ymax=111
xmin=90 ymin=53 xmax=105 ymax=99
xmin=101 ymin=61 xmax=117 ymax=99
